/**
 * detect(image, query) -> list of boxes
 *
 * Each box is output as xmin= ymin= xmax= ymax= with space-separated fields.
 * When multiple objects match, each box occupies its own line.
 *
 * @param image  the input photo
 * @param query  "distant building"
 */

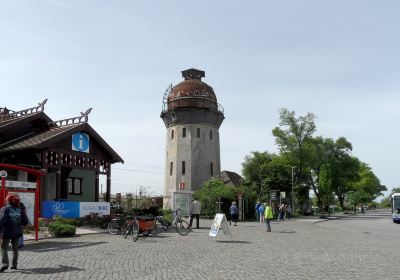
xmin=218 ymin=170 xmax=243 ymax=188
xmin=0 ymin=100 xmax=123 ymax=204
xmin=160 ymin=69 xmax=224 ymax=211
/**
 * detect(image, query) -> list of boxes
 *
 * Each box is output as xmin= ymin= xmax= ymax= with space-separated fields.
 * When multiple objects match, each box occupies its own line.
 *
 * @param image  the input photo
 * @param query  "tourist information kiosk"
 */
xmin=0 ymin=164 xmax=43 ymax=241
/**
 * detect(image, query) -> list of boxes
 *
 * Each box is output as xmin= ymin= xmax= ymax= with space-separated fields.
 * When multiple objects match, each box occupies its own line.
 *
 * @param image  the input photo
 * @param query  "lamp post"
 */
xmin=291 ymin=166 xmax=296 ymax=215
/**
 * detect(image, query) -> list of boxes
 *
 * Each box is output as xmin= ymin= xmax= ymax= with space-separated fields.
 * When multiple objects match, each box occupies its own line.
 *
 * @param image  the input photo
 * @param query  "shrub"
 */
xmin=48 ymin=222 xmax=76 ymax=237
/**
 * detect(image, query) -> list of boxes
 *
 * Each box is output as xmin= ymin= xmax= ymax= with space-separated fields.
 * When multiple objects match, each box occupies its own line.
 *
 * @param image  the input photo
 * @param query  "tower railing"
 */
xmin=161 ymin=96 xmax=224 ymax=115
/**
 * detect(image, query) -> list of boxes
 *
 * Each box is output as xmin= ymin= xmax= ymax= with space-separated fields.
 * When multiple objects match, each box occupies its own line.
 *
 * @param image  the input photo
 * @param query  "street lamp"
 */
xmin=291 ymin=166 xmax=296 ymax=215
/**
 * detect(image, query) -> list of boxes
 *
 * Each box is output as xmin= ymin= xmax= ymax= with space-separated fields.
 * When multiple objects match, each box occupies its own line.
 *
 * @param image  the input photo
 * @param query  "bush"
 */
xmin=48 ymin=222 xmax=76 ymax=237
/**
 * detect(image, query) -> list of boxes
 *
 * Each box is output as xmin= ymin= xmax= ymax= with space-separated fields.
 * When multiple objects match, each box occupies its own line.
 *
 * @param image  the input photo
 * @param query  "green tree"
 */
xmin=194 ymin=178 xmax=239 ymax=217
xmin=272 ymin=108 xmax=316 ymax=213
xmin=242 ymin=152 xmax=292 ymax=202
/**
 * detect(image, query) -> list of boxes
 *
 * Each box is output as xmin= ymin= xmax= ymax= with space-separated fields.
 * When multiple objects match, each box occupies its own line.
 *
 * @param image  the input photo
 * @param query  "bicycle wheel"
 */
xmin=124 ymin=220 xmax=133 ymax=239
xmin=130 ymin=220 xmax=140 ymax=242
xmin=152 ymin=219 xmax=163 ymax=235
xmin=108 ymin=220 xmax=119 ymax=235
xmin=175 ymin=219 xmax=190 ymax=235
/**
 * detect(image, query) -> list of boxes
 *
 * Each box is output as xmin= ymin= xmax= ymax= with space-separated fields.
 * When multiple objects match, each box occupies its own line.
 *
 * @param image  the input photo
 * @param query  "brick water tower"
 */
xmin=161 ymin=69 xmax=224 ymax=212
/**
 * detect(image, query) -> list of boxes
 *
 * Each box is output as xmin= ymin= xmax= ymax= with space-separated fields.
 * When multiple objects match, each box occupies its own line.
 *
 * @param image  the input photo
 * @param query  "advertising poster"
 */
xmin=18 ymin=192 xmax=35 ymax=226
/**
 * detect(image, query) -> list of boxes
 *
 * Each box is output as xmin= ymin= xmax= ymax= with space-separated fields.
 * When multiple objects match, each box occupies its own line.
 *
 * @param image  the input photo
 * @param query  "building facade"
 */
xmin=160 ymin=69 xmax=224 ymax=212
xmin=0 ymin=100 xmax=123 ymax=205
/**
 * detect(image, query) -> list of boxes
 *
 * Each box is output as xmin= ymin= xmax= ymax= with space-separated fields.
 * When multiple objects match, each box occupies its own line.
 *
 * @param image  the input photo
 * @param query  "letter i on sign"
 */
xmin=79 ymin=135 xmax=84 ymax=150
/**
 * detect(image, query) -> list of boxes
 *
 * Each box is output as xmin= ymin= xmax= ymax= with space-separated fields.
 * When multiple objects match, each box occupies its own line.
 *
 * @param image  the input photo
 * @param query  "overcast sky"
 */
xmin=1 ymin=1 xmax=399 ymax=198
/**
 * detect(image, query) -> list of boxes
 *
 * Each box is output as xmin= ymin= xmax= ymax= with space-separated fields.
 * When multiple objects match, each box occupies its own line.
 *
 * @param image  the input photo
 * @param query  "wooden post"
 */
xmin=106 ymin=166 xmax=111 ymax=202
xmin=95 ymin=171 xmax=99 ymax=202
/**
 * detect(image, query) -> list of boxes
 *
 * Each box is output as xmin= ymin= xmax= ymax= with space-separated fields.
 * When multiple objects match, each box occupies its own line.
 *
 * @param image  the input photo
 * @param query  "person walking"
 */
xmin=0 ymin=193 xmax=28 ymax=272
xmin=229 ymin=201 xmax=239 ymax=226
xmin=259 ymin=203 xmax=265 ymax=223
xmin=189 ymin=199 xmax=201 ymax=229
xmin=264 ymin=203 xmax=274 ymax=232
xmin=255 ymin=201 xmax=261 ymax=222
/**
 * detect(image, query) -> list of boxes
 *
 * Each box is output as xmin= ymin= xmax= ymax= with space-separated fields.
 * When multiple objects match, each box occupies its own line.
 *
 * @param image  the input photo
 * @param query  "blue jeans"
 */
xmin=265 ymin=219 xmax=271 ymax=232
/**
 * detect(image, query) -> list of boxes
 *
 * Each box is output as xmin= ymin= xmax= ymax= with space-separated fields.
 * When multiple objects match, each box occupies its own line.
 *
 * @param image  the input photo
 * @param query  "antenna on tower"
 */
xmin=162 ymin=84 xmax=172 ymax=112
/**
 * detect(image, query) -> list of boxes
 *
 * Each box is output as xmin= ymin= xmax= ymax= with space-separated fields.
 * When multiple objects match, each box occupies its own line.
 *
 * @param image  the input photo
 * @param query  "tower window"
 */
xmin=171 ymin=130 xmax=174 ymax=139
xmin=170 ymin=162 xmax=173 ymax=176
xmin=183 ymin=127 xmax=186 ymax=137
xmin=182 ymin=161 xmax=186 ymax=175
xmin=210 ymin=162 xmax=214 ymax=176
xmin=210 ymin=130 xmax=213 ymax=140
xmin=197 ymin=128 xmax=200 ymax=138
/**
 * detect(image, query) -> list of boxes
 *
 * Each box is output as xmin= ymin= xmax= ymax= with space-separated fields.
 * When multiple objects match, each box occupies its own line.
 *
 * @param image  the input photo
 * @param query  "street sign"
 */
xmin=281 ymin=192 xmax=286 ymax=198
xmin=0 ymin=170 xmax=7 ymax=178
xmin=270 ymin=191 xmax=277 ymax=200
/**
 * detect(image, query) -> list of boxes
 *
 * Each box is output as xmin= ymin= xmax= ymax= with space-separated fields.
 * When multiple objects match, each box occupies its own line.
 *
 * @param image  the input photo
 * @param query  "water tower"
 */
xmin=160 ymin=69 xmax=224 ymax=211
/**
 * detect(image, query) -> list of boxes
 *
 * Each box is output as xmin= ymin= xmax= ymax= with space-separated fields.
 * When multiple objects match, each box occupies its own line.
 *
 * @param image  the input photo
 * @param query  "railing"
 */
xmin=0 ymin=99 xmax=47 ymax=123
xmin=161 ymin=96 xmax=224 ymax=115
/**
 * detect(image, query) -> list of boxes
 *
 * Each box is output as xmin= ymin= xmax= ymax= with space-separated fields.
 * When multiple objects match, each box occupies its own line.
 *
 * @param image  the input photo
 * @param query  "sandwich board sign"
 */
xmin=209 ymin=213 xmax=232 ymax=241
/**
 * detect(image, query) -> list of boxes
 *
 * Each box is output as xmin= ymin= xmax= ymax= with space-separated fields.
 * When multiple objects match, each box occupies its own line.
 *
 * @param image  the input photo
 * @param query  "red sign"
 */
xmin=179 ymin=182 xmax=185 ymax=190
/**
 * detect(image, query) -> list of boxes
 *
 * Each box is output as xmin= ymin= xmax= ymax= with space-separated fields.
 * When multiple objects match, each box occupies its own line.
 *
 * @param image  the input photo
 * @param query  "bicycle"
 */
xmin=108 ymin=214 xmax=129 ymax=235
xmin=169 ymin=208 xmax=191 ymax=235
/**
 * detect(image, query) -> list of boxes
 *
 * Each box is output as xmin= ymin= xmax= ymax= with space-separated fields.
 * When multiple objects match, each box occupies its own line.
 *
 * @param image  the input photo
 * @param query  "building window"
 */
xmin=197 ymin=128 xmax=200 ymax=138
xmin=170 ymin=162 xmax=173 ymax=176
xmin=171 ymin=129 xmax=174 ymax=139
xmin=183 ymin=127 xmax=186 ymax=137
xmin=67 ymin=178 xmax=82 ymax=195
xmin=182 ymin=161 xmax=186 ymax=175
xmin=210 ymin=130 xmax=213 ymax=140
xmin=210 ymin=162 xmax=214 ymax=176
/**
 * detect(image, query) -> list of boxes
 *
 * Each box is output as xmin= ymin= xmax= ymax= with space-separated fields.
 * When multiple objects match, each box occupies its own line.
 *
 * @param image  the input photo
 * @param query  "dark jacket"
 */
xmin=0 ymin=203 xmax=28 ymax=239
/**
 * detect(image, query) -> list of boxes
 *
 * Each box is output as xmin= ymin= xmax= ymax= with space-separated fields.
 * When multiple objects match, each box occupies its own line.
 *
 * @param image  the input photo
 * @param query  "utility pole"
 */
xmin=292 ymin=166 xmax=296 ymax=215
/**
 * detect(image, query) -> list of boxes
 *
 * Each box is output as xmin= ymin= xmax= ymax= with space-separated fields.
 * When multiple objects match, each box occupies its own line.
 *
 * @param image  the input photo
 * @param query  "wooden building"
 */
xmin=0 ymin=100 xmax=123 ymax=203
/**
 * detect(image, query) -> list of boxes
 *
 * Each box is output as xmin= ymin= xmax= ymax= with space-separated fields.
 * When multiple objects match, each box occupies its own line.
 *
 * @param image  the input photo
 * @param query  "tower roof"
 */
xmin=166 ymin=68 xmax=220 ymax=112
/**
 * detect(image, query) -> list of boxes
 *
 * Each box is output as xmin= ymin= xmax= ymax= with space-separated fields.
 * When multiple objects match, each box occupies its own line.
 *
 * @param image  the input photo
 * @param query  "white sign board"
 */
xmin=5 ymin=180 xmax=36 ymax=189
xmin=80 ymin=202 xmax=110 ymax=217
xmin=18 ymin=192 xmax=35 ymax=226
xmin=281 ymin=192 xmax=286 ymax=198
xmin=209 ymin=213 xmax=232 ymax=240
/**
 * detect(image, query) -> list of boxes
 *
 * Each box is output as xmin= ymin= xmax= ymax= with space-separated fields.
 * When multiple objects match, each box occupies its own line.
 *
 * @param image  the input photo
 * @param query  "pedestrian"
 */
xmin=259 ymin=203 xmax=265 ymax=223
xmin=189 ymin=199 xmax=201 ymax=229
xmin=0 ymin=193 xmax=28 ymax=272
xmin=278 ymin=204 xmax=285 ymax=221
xmin=229 ymin=201 xmax=239 ymax=226
xmin=286 ymin=205 xmax=292 ymax=220
xmin=255 ymin=201 xmax=261 ymax=222
xmin=264 ymin=203 xmax=273 ymax=232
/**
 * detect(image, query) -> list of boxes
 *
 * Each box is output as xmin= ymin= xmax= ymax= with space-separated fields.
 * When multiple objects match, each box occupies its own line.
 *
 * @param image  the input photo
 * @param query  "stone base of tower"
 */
xmin=163 ymin=190 xmax=193 ymax=216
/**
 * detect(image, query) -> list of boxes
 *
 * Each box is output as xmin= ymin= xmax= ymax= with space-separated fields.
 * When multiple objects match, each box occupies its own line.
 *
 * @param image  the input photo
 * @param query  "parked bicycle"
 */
xmin=108 ymin=214 xmax=129 ymax=235
xmin=153 ymin=209 xmax=190 ymax=236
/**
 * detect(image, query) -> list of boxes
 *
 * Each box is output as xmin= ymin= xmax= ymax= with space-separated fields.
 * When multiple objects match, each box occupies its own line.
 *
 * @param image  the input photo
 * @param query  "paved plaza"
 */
xmin=2 ymin=210 xmax=399 ymax=280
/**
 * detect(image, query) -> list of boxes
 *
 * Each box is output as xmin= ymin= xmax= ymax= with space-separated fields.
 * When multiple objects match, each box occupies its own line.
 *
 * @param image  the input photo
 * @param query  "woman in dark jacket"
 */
xmin=0 ymin=193 xmax=28 ymax=272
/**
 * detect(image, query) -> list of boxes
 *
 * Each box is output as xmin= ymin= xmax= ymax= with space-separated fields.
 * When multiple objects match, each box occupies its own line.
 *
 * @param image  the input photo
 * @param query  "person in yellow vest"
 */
xmin=264 ymin=203 xmax=274 ymax=232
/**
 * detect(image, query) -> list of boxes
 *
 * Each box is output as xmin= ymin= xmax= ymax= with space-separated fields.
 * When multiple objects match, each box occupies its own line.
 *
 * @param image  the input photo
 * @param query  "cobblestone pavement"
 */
xmin=2 ymin=211 xmax=399 ymax=280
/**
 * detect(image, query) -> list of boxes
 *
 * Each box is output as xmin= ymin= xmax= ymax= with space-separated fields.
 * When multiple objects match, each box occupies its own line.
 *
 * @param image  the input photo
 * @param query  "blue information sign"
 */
xmin=42 ymin=201 xmax=80 ymax=218
xmin=72 ymin=132 xmax=89 ymax=153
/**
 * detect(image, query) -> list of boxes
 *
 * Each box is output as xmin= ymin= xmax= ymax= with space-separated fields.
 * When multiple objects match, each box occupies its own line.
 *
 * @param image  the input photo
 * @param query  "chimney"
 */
xmin=182 ymin=68 xmax=205 ymax=81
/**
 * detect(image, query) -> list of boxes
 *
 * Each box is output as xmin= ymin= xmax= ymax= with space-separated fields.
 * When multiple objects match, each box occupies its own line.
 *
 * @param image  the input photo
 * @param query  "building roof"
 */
xmin=219 ymin=170 xmax=243 ymax=187
xmin=0 ymin=100 xmax=124 ymax=164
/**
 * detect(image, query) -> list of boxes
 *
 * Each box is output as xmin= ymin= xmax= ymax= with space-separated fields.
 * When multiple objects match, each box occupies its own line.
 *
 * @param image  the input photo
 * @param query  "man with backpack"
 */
xmin=0 ymin=193 xmax=28 ymax=272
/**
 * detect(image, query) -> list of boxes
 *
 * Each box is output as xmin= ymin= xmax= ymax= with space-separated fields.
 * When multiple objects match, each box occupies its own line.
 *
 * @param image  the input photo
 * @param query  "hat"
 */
xmin=6 ymin=193 xmax=20 ymax=207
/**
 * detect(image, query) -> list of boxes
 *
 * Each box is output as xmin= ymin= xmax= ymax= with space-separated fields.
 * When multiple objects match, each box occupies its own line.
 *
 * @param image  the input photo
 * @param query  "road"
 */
xmin=2 ymin=210 xmax=399 ymax=280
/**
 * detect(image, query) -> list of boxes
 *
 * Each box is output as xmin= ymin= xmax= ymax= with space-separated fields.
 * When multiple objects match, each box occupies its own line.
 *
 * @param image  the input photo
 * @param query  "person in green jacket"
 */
xmin=264 ymin=203 xmax=273 ymax=232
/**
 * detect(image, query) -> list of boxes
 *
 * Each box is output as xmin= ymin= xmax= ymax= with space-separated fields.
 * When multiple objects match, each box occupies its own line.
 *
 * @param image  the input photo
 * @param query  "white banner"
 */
xmin=18 ymin=192 xmax=35 ymax=226
xmin=79 ymin=202 xmax=110 ymax=217
xmin=5 ymin=180 xmax=37 ymax=189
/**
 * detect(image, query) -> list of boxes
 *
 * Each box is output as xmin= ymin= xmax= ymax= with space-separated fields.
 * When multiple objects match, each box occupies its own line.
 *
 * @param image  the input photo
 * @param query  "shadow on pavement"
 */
xmin=216 ymin=240 xmax=252 ymax=244
xmin=279 ymin=230 xmax=296 ymax=234
xmin=18 ymin=265 xmax=85 ymax=275
xmin=23 ymin=241 xmax=107 ymax=252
